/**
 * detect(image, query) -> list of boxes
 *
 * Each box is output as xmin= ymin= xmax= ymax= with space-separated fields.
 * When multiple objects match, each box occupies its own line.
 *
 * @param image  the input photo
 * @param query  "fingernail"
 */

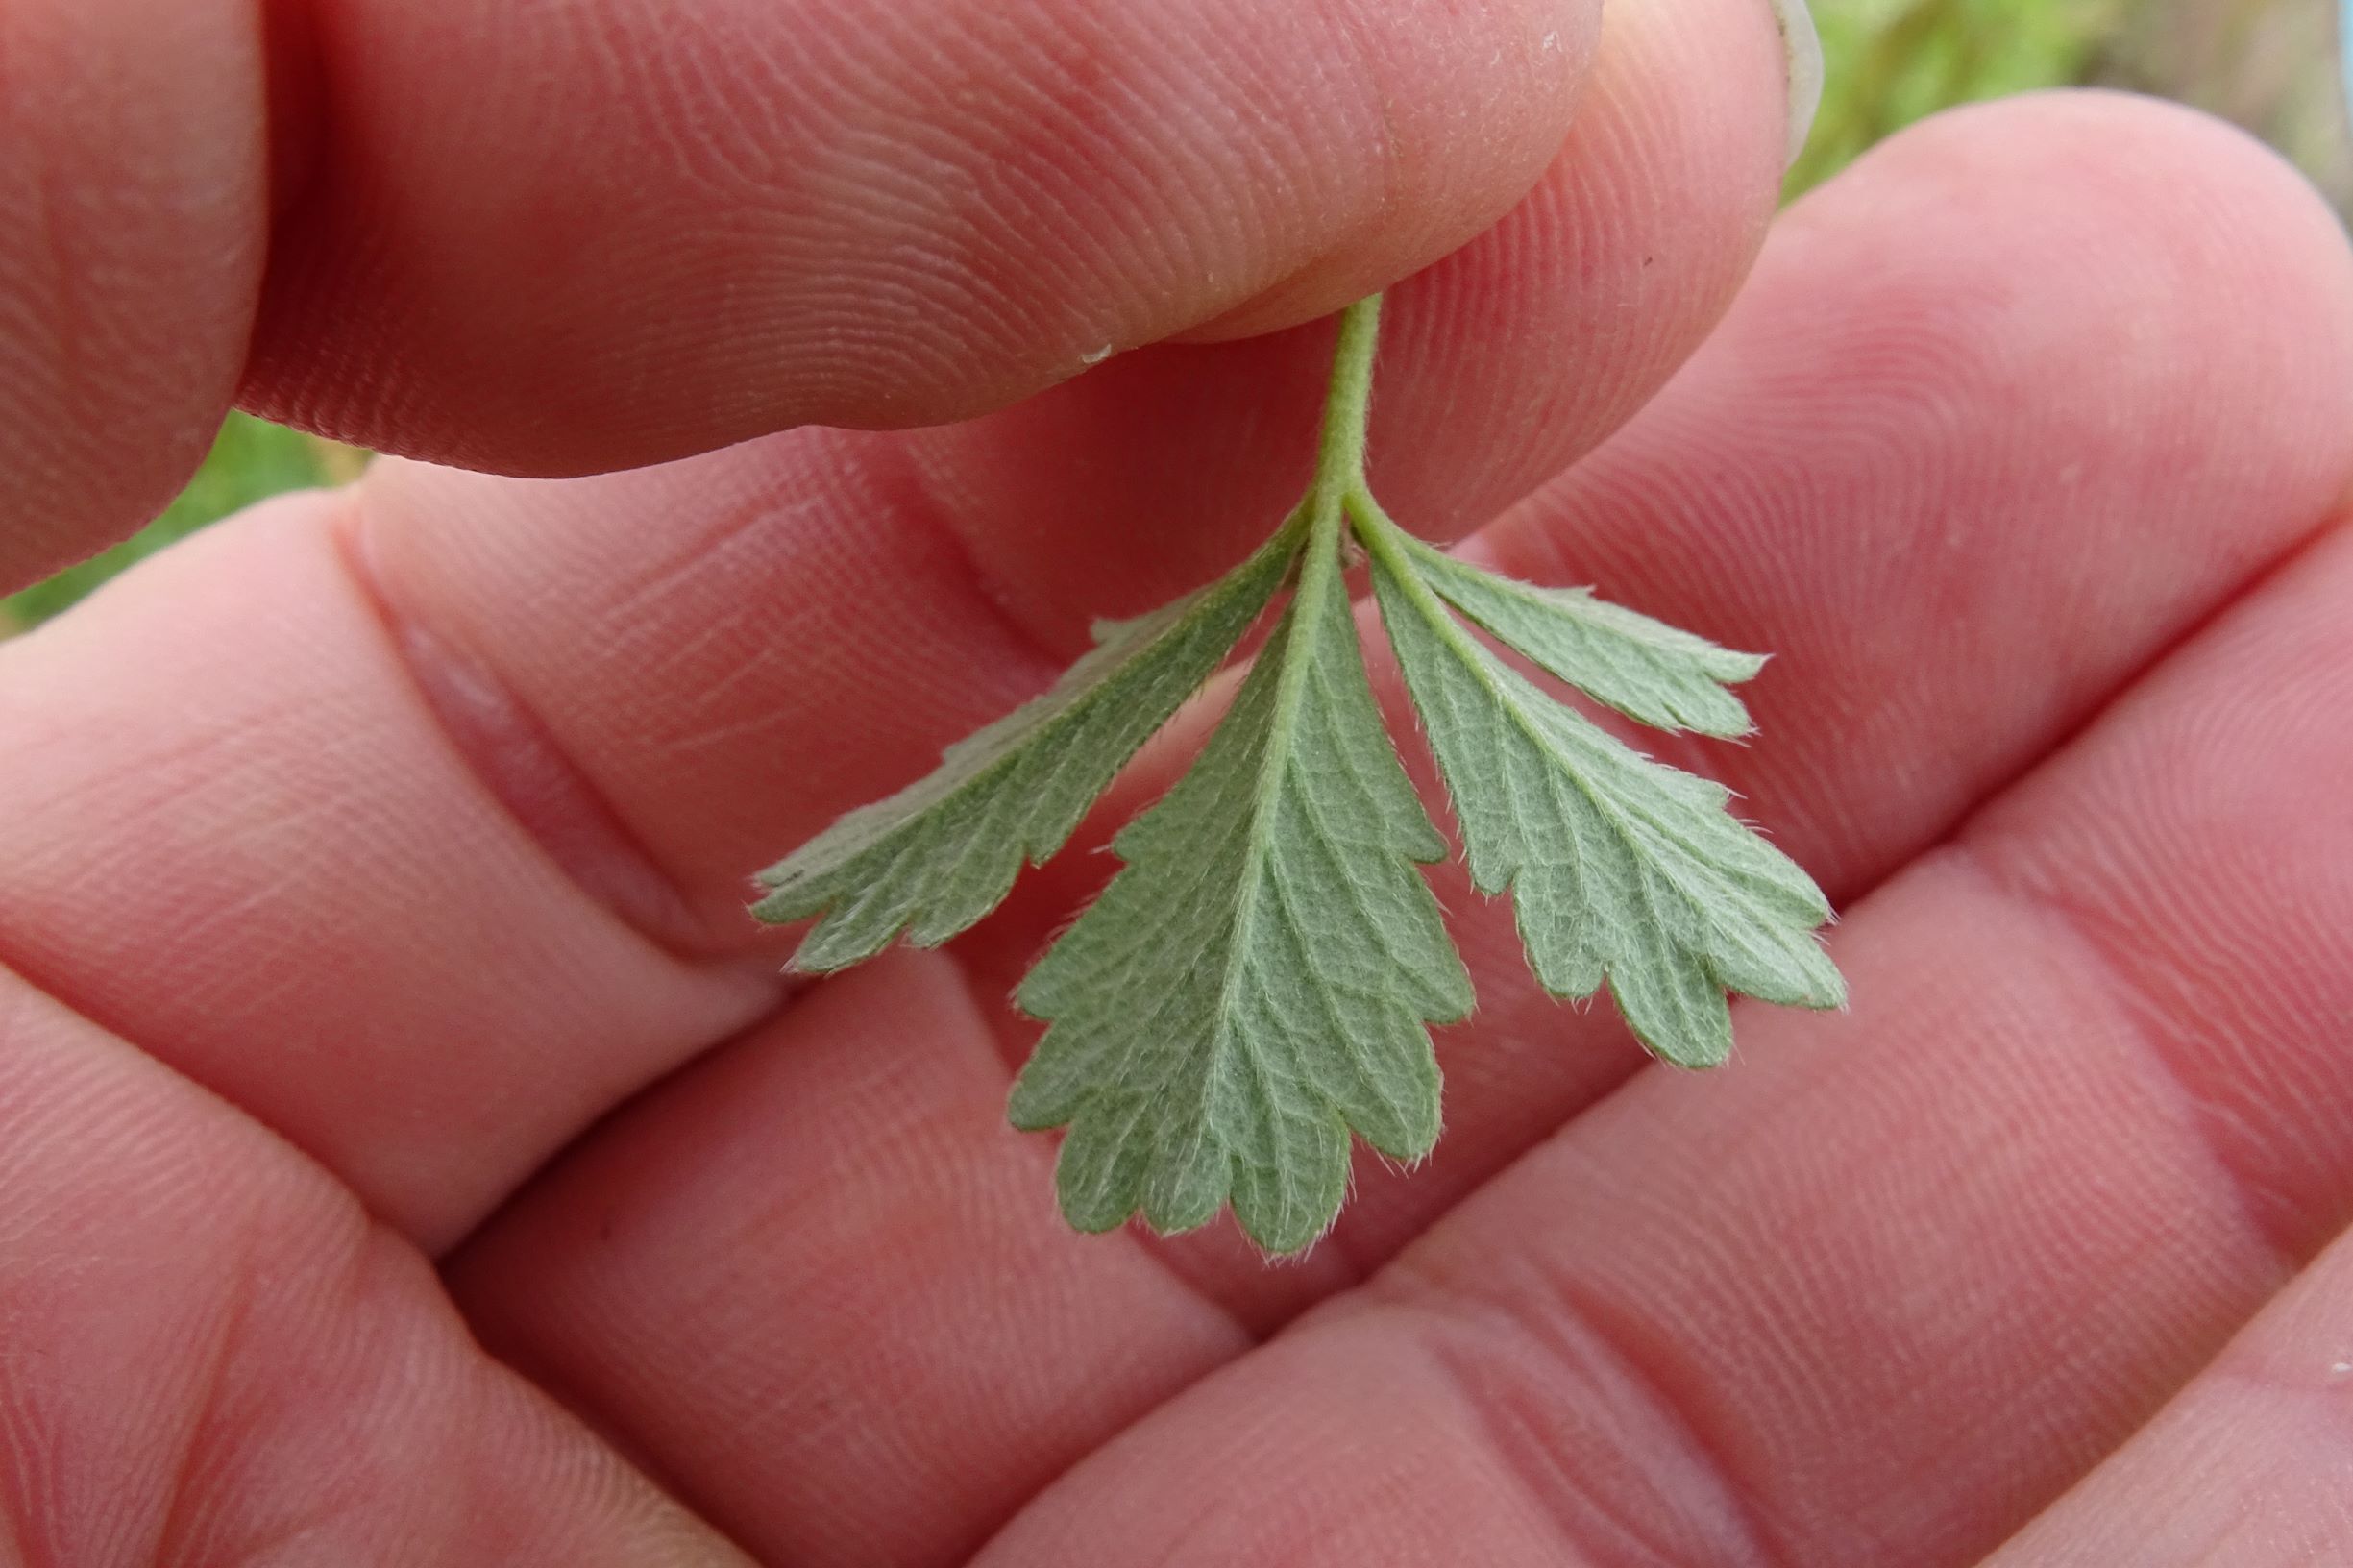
xmin=1768 ymin=0 xmax=1824 ymax=169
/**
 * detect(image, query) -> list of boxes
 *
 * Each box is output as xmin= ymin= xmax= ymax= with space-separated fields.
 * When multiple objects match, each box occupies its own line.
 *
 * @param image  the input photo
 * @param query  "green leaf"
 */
xmin=1360 ymin=502 xmax=1843 ymax=1069
xmin=745 ymin=291 xmax=1845 ymax=1255
xmin=1009 ymin=510 xmax=1472 ymax=1255
xmin=753 ymin=519 xmax=1304 ymax=969
xmin=1385 ymin=528 xmax=1765 ymax=737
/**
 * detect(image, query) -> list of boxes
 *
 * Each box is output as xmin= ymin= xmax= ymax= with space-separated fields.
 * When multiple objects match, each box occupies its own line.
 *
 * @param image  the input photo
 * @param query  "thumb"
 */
xmin=2 ymin=0 xmax=1600 ymax=593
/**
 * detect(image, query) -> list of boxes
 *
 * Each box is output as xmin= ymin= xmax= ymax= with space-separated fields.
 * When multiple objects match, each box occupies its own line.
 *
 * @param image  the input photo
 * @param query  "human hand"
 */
xmin=4 ymin=0 xmax=2352 ymax=1561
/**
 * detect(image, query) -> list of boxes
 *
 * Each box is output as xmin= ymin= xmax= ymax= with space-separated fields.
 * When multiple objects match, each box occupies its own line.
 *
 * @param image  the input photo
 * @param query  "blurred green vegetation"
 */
xmin=3 ymin=414 xmax=343 ymax=632
xmin=2 ymin=0 xmax=2341 ymax=635
xmin=1790 ymin=0 xmax=2127 ymax=195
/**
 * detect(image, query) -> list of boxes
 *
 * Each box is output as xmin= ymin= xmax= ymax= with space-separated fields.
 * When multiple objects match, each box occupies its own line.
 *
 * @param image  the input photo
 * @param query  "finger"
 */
xmin=889 ymin=0 xmax=1796 ymax=640
xmin=0 ymin=0 xmax=1796 ymax=1255
xmin=1985 ymin=1223 xmax=2353 ymax=1566
xmin=0 ymin=494 xmax=778 ymax=1249
xmin=0 ymin=968 xmax=748 ymax=1564
xmin=0 ymin=0 xmax=267 ymax=592
xmin=357 ymin=0 xmax=1799 ymax=926
xmin=7 ymin=0 xmax=1593 ymax=582
xmin=444 ymin=95 xmax=2353 ymax=1565
xmin=253 ymin=0 xmax=1596 ymax=473
xmin=972 ymin=498 xmax=2353 ymax=1565
xmin=454 ymin=950 xmax=1256 ymax=1568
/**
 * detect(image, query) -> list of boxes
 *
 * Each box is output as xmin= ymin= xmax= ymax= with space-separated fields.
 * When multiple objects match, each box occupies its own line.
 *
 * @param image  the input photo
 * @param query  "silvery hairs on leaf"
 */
xmin=1008 ymin=509 xmax=1470 ymax=1256
xmin=1382 ymin=527 xmax=1765 ymax=738
xmin=752 ymin=517 xmax=1304 ymax=971
xmin=747 ymin=291 xmax=1844 ymax=1257
xmin=1357 ymin=497 xmax=1843 ymax=1069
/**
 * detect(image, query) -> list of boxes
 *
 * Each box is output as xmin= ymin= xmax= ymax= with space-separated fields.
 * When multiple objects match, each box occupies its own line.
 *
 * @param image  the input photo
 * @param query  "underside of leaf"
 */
xmin=1009 ymin=514 xmax=1471 ymax=1255
xmin=1387 ymin=528 xmax=1768 ymax=738
xmin=1360 ymin=502 xmax=1843 ymax=1068
xmin=751 ymin=519 xmax=1304 ymax=970
xmin=742 ymin=291 xmax=1846 ymax=1257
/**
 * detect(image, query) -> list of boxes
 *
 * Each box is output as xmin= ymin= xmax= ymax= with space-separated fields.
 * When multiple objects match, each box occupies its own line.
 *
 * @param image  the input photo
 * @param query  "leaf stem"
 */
xmin=1349 ymin=493 xmax=1466 ymax=655
xmin=1311 ymin=294 xmax=1385 ymax=496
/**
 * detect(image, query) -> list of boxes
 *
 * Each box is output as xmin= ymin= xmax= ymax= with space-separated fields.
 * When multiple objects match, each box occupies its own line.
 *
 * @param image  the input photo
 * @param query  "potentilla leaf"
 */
xmin=745 ymin=291 xmax=1847 ymax=1255
xmin=1385 ymin=528 xmax=1766 ymax=738
xmin=752 ymin=518 xmax=1305 ymax=971
xmin=1009 ymin=507 xmax=1472 ymax=1256
xmin=1360 ymin=502 xmax=1843 ymax=1069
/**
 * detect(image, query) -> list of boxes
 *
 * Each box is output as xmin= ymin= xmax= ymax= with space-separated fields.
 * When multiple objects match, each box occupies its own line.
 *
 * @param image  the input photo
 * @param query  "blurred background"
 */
xmin=3 ymin=0 xmax=2346 ymax=635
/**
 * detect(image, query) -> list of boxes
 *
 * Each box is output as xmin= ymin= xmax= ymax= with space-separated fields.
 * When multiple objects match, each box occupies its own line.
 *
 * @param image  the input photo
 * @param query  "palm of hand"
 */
xmin=3 ymin=29 xmax=2353 ymax=1568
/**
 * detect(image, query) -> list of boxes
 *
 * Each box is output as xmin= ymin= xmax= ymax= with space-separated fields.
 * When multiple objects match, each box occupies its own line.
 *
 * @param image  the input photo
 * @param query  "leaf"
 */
xmin=752 ymin=519 xmax=1304 ymax=970
xmin=1009 ymin=515 xmax=1472 ymax=1255
xmin=744 ymin=291 xmax=1846 ymax=1255
xmin=1361 ymin=509 xmax=1843 ymax=1069
xmin=1385 ymin=529 xmax=1766 ymax=737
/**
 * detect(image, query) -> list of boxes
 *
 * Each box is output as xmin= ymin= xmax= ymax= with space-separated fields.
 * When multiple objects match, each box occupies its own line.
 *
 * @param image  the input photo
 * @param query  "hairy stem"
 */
xmin=1311 ymin=294 xmax=1384 ymax=497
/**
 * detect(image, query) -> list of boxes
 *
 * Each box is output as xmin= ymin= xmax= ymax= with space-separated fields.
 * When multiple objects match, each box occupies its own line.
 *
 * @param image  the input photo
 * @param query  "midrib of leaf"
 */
xmin=1215 ymin=503 xmax=1348 ymax=1216
xmin=1204 ymin=295 xmax=1386 ymax=1077
xmin=1350 ymin=494 xmax=1660 ymax=863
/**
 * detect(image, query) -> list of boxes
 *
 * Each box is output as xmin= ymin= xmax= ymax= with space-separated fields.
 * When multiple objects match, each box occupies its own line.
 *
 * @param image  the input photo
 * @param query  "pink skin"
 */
xmin=2 ymin=1 xmax=2352 ymax=1564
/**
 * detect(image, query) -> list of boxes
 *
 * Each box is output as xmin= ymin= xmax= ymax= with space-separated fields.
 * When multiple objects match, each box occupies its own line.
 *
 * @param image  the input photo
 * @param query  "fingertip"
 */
xmin=0 ymin=0 xmax=269 ymax=593
xmin=1170 ymin=0 xmax=1600 ymax=344
xmin=241 ymin=0 xmax=1600 ymax=472
xmin=1840 ymin=87 xmax=2353 ymax=248
xmin=1809 ymin=90 xmax=2353 ymax=488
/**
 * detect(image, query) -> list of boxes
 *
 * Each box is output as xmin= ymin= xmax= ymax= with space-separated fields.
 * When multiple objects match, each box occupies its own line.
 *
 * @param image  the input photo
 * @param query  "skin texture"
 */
xmin=3 ymin=2 xmax=2353 ymax=1563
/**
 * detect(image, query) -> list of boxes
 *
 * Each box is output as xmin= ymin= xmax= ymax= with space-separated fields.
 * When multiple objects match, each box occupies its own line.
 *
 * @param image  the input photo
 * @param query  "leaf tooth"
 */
xmin=1608 ymin=954 xmax=1735 ymax=1068
xmin=1685 ymin=816 xmax=1835 ymax=927
xmin=1141 ymin=1146 xmax=1229 ymax=1237
xmin=786 ymin=830 xmax=939 ymax=971
xmin=1139 ymin=1052 xmax=1229 ymax=1235
xmin=1055 ymin=1098 xmax=1156 ymax=1234
xmin=1226 ymin=1055 xmax=1349 ymax=1258
xmin=1702 ymin=914 xmax=1847 ymax=1011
